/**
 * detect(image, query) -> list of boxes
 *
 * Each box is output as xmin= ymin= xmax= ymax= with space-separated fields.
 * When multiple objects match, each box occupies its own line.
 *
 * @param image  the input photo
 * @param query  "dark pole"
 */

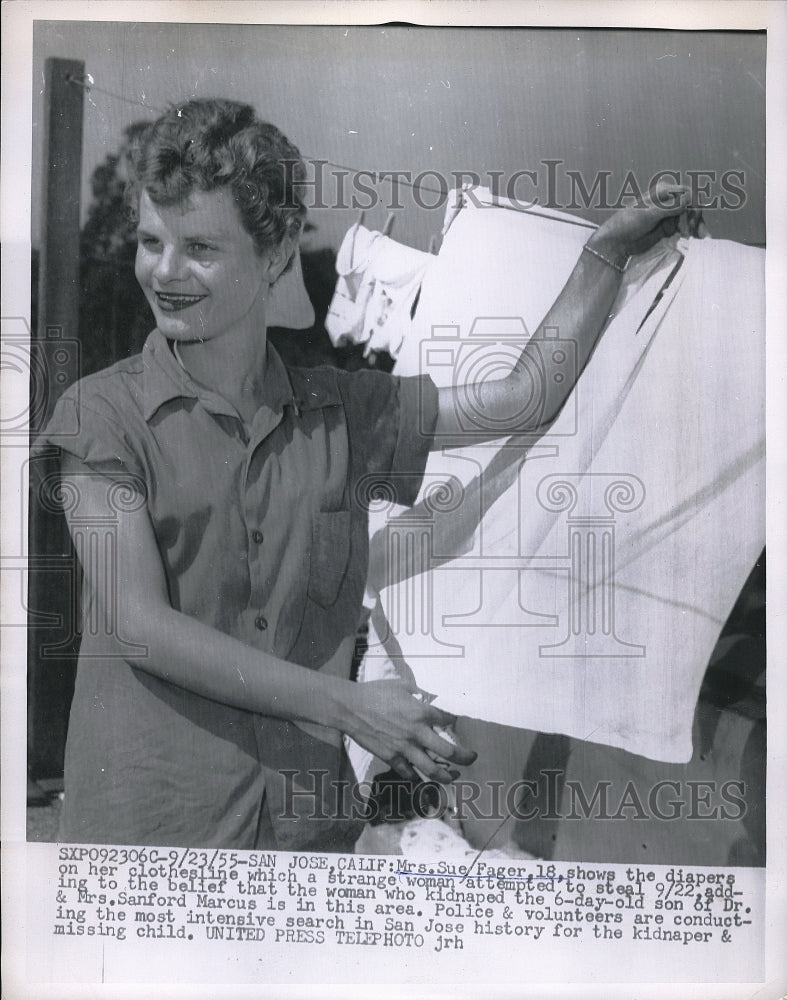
xmin=28 ymin=58 xmax=85 ymax=792
xmin=36 ymin=57 xmax=84 ymax=399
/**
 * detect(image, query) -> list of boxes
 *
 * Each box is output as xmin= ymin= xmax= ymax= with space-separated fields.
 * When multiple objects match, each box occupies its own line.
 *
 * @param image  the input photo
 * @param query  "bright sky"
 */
xmin=32 ymin=22 xmax=765 ymax=251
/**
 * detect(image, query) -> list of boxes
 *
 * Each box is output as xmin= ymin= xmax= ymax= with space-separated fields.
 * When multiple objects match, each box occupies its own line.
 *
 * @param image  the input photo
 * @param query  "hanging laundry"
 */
xmin=325 ymin=222 xmax=432 ymax=359
xmin=353 ymin=195 xmax=764 ymax=766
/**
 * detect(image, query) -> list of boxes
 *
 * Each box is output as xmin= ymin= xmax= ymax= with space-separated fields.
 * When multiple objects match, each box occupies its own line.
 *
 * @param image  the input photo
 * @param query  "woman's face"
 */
xmin=135 ymin=187 xmax=272 ymax=343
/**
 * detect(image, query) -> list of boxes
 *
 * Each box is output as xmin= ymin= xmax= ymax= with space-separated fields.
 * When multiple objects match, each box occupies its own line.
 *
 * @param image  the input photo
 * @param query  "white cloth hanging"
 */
xmin=353 ymin=196 xmax=764 ymax=767
xmin=325 ymin=222 xmax=432 ymax=359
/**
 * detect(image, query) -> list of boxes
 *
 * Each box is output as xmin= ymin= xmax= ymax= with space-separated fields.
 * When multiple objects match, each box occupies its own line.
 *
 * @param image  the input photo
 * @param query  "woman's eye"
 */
xmin=139 ymin=236 xmax=161 ymax=251
xmin=189 ymin=242 xmax=214 ymax=255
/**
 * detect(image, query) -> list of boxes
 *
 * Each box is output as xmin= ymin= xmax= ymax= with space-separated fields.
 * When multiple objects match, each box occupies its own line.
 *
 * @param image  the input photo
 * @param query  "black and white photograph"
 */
xmin=2 ymin=1 xmax=786 ymax=996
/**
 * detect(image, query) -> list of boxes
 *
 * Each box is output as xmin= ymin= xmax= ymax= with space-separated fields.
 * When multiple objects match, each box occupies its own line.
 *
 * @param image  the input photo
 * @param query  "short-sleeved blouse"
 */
xmin=35 ymin=329 xmax=438 ymax=850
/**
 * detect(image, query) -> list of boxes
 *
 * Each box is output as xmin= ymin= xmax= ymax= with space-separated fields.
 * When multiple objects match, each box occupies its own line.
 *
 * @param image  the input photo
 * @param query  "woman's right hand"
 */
xmin=343 ymin=679 xmax=477 ymax=782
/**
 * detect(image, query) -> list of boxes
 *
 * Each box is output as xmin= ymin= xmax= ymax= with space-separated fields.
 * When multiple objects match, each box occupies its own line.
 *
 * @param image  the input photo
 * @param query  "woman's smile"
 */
xmin=154 ymin=291 xmax=208 ymax=312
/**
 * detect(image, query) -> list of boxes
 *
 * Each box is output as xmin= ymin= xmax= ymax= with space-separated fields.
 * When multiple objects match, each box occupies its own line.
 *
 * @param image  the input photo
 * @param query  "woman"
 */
xmin=39 ymin=98 xmax=696 ymax=850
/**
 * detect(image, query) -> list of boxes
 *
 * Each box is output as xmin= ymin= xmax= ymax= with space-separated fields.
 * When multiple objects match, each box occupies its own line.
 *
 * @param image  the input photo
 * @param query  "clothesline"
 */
xmin=65 ymin=73 xmax=168 ymax=114
xmin=62 ymin=72 xmax=449 ymax=195
xmin=62 ymin=70 xmax=595 ymax=227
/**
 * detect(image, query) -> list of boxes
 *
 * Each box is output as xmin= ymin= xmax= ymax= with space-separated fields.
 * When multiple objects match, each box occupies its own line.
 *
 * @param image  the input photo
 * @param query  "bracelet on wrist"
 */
xmin=582 ymin=242 xmax=629 ymax=274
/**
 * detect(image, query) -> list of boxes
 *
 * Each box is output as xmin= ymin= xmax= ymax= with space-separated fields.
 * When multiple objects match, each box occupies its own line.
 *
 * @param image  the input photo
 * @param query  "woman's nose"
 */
xmin=153 ymin=247 xmax=186 ymax=283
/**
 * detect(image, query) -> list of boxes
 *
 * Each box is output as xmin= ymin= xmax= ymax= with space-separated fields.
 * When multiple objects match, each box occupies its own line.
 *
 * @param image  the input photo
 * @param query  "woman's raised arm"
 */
xmin=433 ymin=181 xmax=696 ymax=444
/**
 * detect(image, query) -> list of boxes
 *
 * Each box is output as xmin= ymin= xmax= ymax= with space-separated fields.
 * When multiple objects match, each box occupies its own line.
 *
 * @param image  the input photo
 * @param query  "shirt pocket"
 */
xmin=307 ymin=509 xmax=351 ymax=608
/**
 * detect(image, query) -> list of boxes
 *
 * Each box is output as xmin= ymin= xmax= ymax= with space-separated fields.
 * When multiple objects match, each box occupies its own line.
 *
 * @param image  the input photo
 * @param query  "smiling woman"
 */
xmin=135 ymin=189 xmax=276 ymax=342
xmin=33 ymin=97 xmax=700 ymax=850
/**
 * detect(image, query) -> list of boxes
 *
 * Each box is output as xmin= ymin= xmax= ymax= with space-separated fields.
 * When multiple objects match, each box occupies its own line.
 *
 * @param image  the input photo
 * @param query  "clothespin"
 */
xmin=382 ymin=213 xmax=396 ymax=237
xmin=441 ymin=186 xmax=466 ymax=238
xmin=348 ymin=210 xmax=367 ymax=269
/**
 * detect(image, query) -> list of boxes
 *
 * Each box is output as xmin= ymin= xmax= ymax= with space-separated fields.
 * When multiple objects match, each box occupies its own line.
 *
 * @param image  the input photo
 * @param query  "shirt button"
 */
xmin=251 ymin=530 xmax=264 ymax=544
xmin=254 ymin=615 xmax=268 ymax=631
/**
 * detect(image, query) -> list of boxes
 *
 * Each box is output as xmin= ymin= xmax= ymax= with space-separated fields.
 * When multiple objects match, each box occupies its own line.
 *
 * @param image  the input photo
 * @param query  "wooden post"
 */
xmin=36 ymin=57 xmax=84 ymax=403
xmin=28 ymin=58 xmax=85 ymax=786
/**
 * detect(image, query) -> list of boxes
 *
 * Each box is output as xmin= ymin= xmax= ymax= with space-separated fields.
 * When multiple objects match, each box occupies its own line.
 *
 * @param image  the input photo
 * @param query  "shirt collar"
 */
xmin=142 ymin=330 xmax=199 ymax=421
xmin=141 ymin=328 xmax=340 ymax=422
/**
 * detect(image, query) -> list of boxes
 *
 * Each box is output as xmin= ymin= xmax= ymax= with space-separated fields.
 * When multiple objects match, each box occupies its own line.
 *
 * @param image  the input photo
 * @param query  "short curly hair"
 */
xmin=126 ymin=98 xmax=307 ymax=257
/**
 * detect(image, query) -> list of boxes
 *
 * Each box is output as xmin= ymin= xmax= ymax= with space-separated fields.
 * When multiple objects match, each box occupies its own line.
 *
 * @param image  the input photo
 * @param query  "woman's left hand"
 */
xmin=589 ymin=180 xmax=703 ymax=263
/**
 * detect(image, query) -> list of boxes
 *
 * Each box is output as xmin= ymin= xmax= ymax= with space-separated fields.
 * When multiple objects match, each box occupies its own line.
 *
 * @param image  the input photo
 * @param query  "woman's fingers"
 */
xmin=388 ymin=747 xmax=457 ymax=784
xmin=380 ymin=728 xmax=476 ymax=784
xmin=420 ymin=721 xmax=477 ymax=767
xmin=405 ymin=746 xmax=462 ymax=784
xmin=389 ymin=754 xmax=421 ymax=782
xmin=592 ymin=181 xmax=697 ymax=260
xmin=654 ymin=205 xmax=709 ymax=243
xmin=349 ymin=680 xmax=477 ymax=776
xmin=426 ymin=703 xmax=457 ymax=729
xmin=688 ymin=208 xmax=710 ymax=239
xmin=649 ymin=180 xmax=692 ymax=213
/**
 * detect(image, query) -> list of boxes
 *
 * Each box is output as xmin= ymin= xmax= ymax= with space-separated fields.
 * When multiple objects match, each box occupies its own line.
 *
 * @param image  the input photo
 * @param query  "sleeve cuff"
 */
xmin=30 ymin=391 xmax=145 ymax=481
